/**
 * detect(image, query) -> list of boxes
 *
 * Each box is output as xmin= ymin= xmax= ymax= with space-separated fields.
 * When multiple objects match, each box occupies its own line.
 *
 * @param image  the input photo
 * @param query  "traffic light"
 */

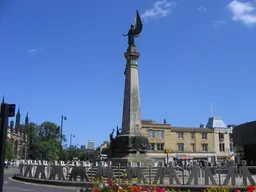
xmin=0 ymin=104 xmax=15 ymax=117
xmin=7 ymin=104 xmax=15 ymax=117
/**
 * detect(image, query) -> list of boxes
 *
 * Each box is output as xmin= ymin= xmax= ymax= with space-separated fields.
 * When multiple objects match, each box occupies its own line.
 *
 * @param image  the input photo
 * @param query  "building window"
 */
xmin=155 ymin=130 xmax=164 ymax=139
xmin=148 ymin=130 xmax=154 ymax=138
xmin=230 ymin=143 xmax=233 ymax=152
xmin=202 ymin=133 xmax=207 ymax=139
xmin=219 ymin=143 xmax=225 ymax=152
xmin=191 ymin=132 xmax=195 ymax=139
xmin=156 ymin=143 xmax=164 ymax=151
xmin=178 ymin=143 xmax=184 ymax=152
xmin=191 ymin=143 xmax=195 ymax=152
xmin=177 ymin=132 xmax=183 ymax=139
xmin=202 ymin=144 xmax=208 ymax=152
xmin=148 ymin=143 xmax=155 ymax=151
xmin=219 ymin=133 xmax=224 ymax=141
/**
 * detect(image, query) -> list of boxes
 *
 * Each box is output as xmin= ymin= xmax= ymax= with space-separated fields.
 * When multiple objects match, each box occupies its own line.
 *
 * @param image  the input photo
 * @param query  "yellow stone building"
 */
xmin=141 ymin=119 xmax=216 ymax=165
xmin=6 ymin=109 xmax=29 ymax=160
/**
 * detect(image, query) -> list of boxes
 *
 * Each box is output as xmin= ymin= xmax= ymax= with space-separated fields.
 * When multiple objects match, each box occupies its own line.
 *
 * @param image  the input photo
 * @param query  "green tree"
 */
xmin=78 ymin=149 xmax=96 ymax=161
xmin=26 ymin=121 xmax=66 ymax=161
xmin=26 ymin=122 xmax=41 ymax=159
xmin=67 ymin=146 xmax=80 ymax=161
xmin=37 ymin=121 xmax=64 ymax=160
xmin=60 ymin=149 xmax=69 ymax=161
xmin=5 ymin=139 xmax=14 ymax=160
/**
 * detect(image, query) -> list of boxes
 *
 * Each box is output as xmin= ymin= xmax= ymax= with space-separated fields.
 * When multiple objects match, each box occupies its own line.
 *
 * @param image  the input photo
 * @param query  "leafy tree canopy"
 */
xmin=26 ymin=121 xmax=66 ymax=161
xmin=6 ymin=121 xmax=100 ymax=162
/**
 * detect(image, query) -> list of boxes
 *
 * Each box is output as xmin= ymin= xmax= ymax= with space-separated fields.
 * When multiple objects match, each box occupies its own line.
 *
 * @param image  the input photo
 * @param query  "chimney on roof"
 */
xmin=164 ymin=119 xmax=167 ymax=124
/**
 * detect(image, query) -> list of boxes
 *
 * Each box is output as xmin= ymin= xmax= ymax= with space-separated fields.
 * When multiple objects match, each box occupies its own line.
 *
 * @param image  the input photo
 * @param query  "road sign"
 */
xmin=164 ymin=149 xmax=171 ymax=153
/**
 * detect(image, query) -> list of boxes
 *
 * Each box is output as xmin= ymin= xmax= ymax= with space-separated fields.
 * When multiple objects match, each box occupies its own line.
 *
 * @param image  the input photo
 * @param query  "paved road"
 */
xmin=3 ymin=169 xmax=79 ymax=192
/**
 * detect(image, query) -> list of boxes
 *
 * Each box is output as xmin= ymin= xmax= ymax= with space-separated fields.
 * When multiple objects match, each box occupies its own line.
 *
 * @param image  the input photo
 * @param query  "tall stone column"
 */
xmin=121 ymin=46 xmax=141 ymax=136
xmin=108 ymin=46 xmax=151 ymax=166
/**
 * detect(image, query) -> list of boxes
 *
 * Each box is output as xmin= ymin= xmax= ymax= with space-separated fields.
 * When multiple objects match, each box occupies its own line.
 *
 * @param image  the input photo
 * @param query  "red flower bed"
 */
xmin=88 ymin=180 xmax=256 ymax=192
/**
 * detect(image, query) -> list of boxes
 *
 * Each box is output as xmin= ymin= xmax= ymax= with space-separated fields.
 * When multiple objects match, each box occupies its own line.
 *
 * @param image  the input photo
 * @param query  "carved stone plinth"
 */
xmin=115 ymin=135 xmax=148 ymax=154
xmin=108 ymin=134 xmax=151 ymax=166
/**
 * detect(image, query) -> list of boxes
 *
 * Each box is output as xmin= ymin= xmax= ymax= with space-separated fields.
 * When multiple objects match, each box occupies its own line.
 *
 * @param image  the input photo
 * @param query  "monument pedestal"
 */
xmin=108 ymin=134 xmax=151 ymax=166
xmin=108 ymin=45 xmax=151 ymax=166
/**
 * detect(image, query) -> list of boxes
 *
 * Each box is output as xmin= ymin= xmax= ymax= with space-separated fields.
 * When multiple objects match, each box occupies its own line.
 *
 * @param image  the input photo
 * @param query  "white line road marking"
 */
xmin=3 ymin=187 xmax=32 ymax=191
xmin=4 ymin=180 xmax=8 ymax=184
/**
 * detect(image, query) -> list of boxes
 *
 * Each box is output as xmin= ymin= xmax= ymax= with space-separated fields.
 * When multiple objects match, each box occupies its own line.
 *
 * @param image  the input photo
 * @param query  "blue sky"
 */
xmin=1 ymin=0 xmax=256 ymax=147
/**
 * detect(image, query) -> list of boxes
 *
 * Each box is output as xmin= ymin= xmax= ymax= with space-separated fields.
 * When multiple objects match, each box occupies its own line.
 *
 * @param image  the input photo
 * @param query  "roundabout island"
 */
xmin=11 ymin=160 xmax=256 ymax=192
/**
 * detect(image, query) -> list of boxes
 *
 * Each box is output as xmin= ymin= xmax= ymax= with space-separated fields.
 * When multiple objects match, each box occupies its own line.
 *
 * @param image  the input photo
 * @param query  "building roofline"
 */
xmin=171 ymin=127 xmax=214 ymax=133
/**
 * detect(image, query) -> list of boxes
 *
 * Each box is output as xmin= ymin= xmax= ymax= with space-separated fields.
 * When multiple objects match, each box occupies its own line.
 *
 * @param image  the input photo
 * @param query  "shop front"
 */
xmin=173 ymin=155 xmax=192 ymax=166
xmin=148 ymin=152 xmax=215 ymax=166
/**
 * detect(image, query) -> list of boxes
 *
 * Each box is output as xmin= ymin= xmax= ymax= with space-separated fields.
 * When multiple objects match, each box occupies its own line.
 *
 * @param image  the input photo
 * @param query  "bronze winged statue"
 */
xmin=123 ymin=10 xmax=143 ymax=47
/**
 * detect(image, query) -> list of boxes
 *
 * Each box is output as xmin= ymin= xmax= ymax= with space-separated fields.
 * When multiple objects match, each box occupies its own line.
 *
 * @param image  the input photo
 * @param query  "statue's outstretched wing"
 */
xmin=134 ymin=10 xmax=143 ymax=35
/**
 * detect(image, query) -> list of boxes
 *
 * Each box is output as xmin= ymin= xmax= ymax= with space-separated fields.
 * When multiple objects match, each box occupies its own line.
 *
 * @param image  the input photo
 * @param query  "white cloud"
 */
xmin=227 ymin=0 xmax=256 ymax=26
xmin=28 ymin=49 xmax=37 ymax=52
xmin=212 ymin=20 xmax=226 ymax=28
xmin=28 ymin=48 xmax=44 ymax=58
xmin=141 ymin=0 xmax=176 ymax=21
xmin=28 ymin=48 xmax=44 ymax=53
xmin=198 ymin=5 xmax=207 ymax=13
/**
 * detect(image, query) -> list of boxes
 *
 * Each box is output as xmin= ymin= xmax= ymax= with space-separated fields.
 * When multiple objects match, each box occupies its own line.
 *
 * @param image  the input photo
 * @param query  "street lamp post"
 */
xmin=70 ymin=134 xmax=75 ymax=148
xmin=59 ymin=115 xmax=67 ymax=159
xmin=164 ymin=148 xmax=171 ymax=165
xmin=69 ymin=134 xmax=75 ymax=160
xmin=23 ymin=131 xmax=27 ymax=160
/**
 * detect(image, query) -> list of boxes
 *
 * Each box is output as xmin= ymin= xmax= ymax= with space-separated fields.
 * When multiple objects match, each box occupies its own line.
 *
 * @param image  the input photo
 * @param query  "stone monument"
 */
xmin=108 ymin=11 xmax=151 ymax=166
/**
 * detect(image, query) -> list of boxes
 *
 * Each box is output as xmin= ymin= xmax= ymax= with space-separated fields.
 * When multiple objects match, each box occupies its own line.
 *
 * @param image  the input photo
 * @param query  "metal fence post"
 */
xmin=149 ymin=164 xmax=151 ymax=184
xmin=118 ymin=163 xmax=120 ymax=183
xmin=90 ymin=166 xmax=93 ymax=182
xmin=218 ymin=166 xmax=221 ymax=185
xmin=182 ymin=164 xmax=185 ymax=185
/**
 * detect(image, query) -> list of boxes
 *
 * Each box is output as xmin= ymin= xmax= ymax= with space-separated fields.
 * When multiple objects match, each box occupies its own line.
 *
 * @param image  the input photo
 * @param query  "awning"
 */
xmin=176 ymin=156 xmax=193 ymax=160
